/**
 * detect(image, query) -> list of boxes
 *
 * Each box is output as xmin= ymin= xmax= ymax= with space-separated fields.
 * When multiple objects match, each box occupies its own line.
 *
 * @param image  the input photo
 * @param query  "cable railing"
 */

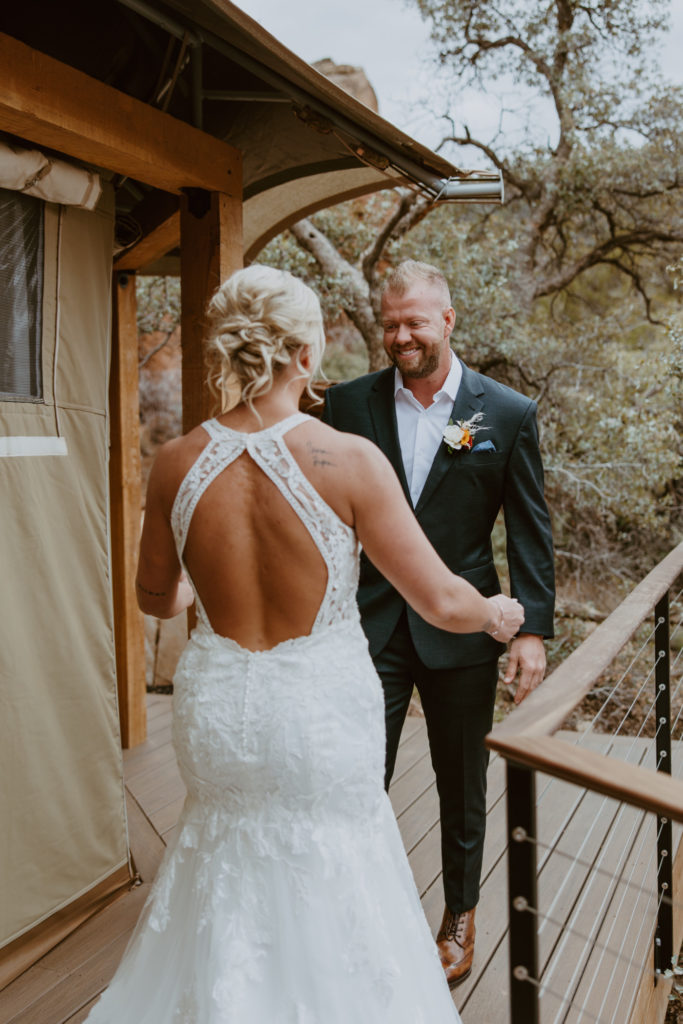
xmin=487 ymin=541 xmax=683 ymax=1024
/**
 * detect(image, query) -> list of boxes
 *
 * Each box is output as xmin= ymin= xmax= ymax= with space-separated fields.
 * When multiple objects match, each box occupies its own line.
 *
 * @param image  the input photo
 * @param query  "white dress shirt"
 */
xmin=394 ymin=352 xmax=462 ymax=506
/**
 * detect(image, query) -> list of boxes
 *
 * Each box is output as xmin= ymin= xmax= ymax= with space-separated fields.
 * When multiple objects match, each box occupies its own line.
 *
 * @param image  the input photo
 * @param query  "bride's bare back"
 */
xmin=139 ymin=415 xmax=361 ymax=651
xmin=183 ymin=420 xmax=342 ymax=649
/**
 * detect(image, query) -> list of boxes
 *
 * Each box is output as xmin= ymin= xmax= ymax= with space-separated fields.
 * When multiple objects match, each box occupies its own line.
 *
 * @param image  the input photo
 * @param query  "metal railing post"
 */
xmin=654 ymin=591 xmax=674 ymax=975
xmin=507 ymin=761 xmax=540 ymax=1024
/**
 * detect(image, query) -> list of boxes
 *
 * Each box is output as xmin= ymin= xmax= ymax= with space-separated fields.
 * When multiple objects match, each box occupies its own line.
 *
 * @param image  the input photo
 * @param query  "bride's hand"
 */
xmin=484 ymin=594 xmax=524 ymax=643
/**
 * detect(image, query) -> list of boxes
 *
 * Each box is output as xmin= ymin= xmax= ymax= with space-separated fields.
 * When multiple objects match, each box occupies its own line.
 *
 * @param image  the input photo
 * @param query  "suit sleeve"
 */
xmin=321 ymin=387 xmax=335 ymax=427
xmin=503 ymin=402 xmax=555 ymax=638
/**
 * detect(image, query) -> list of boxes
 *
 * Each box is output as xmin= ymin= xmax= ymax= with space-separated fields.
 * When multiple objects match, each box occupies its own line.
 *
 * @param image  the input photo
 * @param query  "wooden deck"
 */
xmin=1 ymin=691 xmax=680 ymax=1024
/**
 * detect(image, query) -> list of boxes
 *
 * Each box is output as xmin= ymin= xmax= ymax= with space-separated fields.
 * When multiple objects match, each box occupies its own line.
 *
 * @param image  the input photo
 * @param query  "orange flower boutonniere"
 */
xmin=442 ymin=413 xmax=485 ymax=454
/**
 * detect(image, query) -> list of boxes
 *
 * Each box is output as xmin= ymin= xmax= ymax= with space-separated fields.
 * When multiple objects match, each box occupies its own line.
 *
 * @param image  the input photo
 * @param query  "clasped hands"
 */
xmin=485 ymin=593 xmax=524 ymax=643
xmin=485 ymin=594 xmax=546 ymax=705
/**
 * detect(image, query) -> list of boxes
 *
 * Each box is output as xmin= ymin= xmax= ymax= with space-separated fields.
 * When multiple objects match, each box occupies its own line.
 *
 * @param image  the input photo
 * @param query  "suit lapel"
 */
xmin=367 ymin=369 xmax=412 ymax=505
xmin=414 ymin=361 xmax=485 ymax=515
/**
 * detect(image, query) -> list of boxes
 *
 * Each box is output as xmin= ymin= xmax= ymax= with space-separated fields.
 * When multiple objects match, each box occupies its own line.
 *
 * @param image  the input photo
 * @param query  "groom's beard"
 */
xmin=389 ymin=346 xmax=441 ymax=379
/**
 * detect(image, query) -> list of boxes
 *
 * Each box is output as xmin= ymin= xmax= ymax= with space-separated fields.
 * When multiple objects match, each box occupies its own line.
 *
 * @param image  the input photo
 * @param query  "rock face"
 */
xmin=312 ymin=58 xmax=379 ymax=112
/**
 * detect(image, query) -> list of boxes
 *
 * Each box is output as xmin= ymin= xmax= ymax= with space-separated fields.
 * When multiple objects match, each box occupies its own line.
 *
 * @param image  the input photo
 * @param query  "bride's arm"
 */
xmin=347 ymin=438 xmax=523 ymax=641
xmin=135 ymin=442 xmax=195 ymax=618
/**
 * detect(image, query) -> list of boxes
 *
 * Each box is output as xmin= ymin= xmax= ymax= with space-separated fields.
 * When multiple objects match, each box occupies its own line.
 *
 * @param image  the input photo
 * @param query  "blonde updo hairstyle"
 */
xmin=205 ymin=265 xmax=325 ymax=415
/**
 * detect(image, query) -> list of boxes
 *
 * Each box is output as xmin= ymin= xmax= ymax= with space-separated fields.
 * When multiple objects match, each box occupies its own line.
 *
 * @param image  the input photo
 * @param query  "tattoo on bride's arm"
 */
xmin=136 ymin=581 xmax=168 ymax=597
xmin=306 ymin=441 xmax=336 ymax=467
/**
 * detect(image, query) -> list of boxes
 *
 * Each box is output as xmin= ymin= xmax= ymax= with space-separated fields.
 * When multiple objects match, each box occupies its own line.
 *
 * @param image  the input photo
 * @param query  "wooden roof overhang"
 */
xmin=0 ymin=0 xmax=499 ymax=272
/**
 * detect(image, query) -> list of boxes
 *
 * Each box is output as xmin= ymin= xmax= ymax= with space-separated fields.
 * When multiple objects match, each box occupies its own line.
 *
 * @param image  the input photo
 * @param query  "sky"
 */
xmin=235 ymin=0 xmax=683 ymax=162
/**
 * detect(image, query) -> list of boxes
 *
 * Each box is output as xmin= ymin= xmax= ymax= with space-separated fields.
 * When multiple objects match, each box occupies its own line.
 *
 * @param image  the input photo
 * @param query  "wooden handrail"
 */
xmin=487 ymin=540 xmax=683 ymax=818
xmin=492 ymin=541 xmax=683 ymax=740
xmin=490 ymin=734 xmax=683 ymax=824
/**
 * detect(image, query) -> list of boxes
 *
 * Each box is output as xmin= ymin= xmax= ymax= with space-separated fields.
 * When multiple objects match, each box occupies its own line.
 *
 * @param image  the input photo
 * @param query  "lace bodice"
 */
xmin=170 ymin=412 xmax=361 ymax=637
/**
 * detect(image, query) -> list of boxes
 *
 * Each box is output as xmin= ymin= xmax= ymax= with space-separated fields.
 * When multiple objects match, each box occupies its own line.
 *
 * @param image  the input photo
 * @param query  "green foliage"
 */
xmin=320 ymin=335 xmax=369 ymax=381
xmin=408 ymin=0 xmax=683 ymax=318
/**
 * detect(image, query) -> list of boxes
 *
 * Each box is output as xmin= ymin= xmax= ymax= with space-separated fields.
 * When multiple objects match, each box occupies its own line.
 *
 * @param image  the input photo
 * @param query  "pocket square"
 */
xmin=471 ymin=440 xmax=496 ymax=453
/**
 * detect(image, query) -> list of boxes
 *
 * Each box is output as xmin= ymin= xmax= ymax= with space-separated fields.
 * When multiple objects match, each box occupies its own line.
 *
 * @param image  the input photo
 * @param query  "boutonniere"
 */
xmin=442 ymin=413 xmax=485 ymax=454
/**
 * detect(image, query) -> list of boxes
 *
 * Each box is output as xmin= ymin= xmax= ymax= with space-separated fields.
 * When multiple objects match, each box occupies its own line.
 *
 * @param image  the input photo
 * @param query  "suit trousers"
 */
xmin=375 ymin=611 xmax=499 ymax=915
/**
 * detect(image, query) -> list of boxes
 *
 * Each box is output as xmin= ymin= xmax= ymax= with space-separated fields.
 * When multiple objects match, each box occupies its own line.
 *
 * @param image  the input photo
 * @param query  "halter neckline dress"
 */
xmin=86 ymin=413 xmax=461 ymax=1023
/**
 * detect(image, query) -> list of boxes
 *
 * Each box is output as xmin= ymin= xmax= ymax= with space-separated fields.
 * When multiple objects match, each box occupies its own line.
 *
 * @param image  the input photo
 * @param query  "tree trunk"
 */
xmin=290 ymin=219 xmax=388 ymax=371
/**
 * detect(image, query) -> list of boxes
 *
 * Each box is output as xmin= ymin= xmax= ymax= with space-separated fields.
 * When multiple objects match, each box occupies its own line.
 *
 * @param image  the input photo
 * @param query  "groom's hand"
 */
xmin=503 ymin=634 xmax=546 ymax=704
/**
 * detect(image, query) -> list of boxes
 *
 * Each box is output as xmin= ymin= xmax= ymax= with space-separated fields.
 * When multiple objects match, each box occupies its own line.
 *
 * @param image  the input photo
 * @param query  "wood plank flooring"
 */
xmin=2 ymin=693 xmax=680 ymax=1024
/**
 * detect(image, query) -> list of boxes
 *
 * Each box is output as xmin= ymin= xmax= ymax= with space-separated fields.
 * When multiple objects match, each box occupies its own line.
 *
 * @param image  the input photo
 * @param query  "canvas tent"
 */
xmin=0 ymin=165 xmax=129 ymax=988
xmin=0 ymin=0 xmax=502 ymax=989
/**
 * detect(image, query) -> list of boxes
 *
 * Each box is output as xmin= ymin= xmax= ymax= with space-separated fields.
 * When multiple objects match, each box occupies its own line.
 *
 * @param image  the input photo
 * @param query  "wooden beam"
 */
xmin=109 ymin=271 xmax=147 ymax=749
xmin=114 ymin=211 xmax=180 ymax=272
xmin=114 ymin=192 xmax=180 ymax=272
xmin=0 ymin=33 xmax=241 ymax=195
xmin=180 ymin=190 xmax=243 ymax=433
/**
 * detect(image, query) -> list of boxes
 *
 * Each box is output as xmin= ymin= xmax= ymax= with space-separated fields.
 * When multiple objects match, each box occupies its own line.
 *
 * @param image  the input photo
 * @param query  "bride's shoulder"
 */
xmin=146 ymin=425 xmax=212 ymax=504
xmin=295 ymin=422 xmax=392 ymax=488
xmin=300 ymin=420 xmax=380 ymax=459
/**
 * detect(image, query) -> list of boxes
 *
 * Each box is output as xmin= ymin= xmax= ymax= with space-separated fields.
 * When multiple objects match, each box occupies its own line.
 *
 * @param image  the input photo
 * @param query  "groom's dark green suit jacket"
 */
xmin=323 ymin=360 xmax=555 ymax=669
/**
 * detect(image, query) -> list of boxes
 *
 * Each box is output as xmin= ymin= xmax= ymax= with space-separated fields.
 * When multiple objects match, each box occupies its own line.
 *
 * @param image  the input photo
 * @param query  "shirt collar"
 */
xmin=393 ymin=350 xmax=461 ymax=401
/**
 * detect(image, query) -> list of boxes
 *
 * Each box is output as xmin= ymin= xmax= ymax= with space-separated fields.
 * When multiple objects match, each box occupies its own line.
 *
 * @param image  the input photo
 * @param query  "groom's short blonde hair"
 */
xmin=382 ymin=260 xmax=452 ymax=308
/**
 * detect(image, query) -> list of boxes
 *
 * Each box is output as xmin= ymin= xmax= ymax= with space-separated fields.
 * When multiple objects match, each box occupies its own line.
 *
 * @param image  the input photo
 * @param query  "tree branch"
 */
xmin=290 ymin=218 xmax=387 ymax=369
xmin=360 ymin=191 xmax=431 ymax=287
xmin=532 ymin=228 xmax=683 ymax=301
xmin=593 ymin=258 xmax=662 ymax=324
xmin=139 ymin=328 xmax=175 ymax=368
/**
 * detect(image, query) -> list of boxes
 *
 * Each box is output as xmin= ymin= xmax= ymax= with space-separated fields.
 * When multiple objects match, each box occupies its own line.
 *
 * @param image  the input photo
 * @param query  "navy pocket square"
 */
xmin=471 ymin=440 xmax=496 ymax=453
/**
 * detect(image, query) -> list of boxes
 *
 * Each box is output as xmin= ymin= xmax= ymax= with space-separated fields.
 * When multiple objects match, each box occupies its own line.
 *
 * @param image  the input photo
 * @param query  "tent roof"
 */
xmin=163 ymin=0 xmax=459 ymax=180
xmin=161 ymin=0 xmax=474 ymax=258
xmin=2 ymin=0 xmax=498 ymax=263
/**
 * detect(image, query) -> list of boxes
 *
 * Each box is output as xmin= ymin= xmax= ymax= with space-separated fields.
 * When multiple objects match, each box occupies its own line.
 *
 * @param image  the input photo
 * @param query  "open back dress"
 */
xmin=86 ymin=413 xmax=461 ymax=1023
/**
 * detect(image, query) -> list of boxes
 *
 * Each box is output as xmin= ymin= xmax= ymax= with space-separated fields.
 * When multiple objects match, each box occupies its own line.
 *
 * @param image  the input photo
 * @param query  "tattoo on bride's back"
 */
xmin=306 ymin=441 xmax=336 ymax=467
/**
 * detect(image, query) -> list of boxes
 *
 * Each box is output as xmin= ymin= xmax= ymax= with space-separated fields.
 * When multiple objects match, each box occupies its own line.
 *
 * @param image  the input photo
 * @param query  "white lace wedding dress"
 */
xmin=86 ymin=413 xmax=461 ymax=1023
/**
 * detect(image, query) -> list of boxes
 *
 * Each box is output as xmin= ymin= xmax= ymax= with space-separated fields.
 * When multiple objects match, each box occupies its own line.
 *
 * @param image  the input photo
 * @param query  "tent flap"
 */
xmin=0 ymin=186 xmax=130 ymax=980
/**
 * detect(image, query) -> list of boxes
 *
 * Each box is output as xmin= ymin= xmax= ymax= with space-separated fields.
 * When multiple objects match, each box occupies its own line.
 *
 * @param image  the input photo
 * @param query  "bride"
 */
xmin=86 ymin=265 xmax=523 ymax=1023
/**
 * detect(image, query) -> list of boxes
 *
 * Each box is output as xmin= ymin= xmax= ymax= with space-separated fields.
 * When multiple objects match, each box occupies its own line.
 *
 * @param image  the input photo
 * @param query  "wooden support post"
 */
xmin=110 ymin=271 xmax=147 ymax=748
xmin=180 ymin=188 xmax=243 ymax=636
xmin=180 ymin=189 xmax=243 ymax=432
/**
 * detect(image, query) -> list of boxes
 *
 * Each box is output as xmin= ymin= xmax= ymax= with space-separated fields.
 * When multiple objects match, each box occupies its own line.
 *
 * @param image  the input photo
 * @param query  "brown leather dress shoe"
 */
xmin=436 ymin=905 xmax=476 ymax=988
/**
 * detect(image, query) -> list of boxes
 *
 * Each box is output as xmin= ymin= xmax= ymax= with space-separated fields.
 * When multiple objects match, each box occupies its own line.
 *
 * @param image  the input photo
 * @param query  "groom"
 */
xmin=323 ymin=260 xmax=555 ymax=987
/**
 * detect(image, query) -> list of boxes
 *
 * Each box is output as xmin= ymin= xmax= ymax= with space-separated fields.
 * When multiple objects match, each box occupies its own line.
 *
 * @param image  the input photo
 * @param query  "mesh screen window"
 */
xmin=0 ymin=188 xmax=44 ymax=401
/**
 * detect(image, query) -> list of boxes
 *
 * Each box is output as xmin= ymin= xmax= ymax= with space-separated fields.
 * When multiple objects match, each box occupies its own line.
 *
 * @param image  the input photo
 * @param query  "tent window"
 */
xmin=0 ymin=188 xmax=44 ymax=402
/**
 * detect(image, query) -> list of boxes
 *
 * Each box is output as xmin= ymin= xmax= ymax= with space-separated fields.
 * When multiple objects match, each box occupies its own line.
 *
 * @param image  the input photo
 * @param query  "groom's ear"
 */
xmin=444 ymin=306 xmax=456 ymax=338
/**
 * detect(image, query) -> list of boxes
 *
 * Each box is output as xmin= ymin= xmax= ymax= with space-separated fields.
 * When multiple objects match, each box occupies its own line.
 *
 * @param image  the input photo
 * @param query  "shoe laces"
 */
xmin=443 ymin=911 xmax=466 ymax=945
